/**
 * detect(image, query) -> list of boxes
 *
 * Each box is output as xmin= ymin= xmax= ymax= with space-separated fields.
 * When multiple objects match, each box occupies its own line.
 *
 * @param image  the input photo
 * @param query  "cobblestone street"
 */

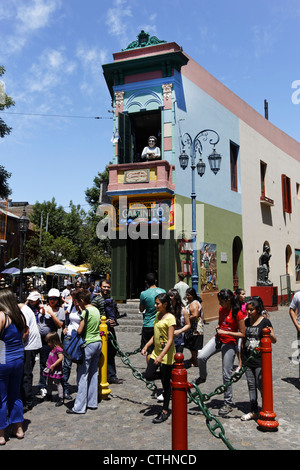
xmin=2 ymin=305 xmax=300 ymax=453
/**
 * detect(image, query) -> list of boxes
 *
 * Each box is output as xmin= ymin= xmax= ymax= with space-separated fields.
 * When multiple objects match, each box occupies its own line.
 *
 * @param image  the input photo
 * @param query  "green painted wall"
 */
xmin=174 ymin=194 xmax=244 ymax=291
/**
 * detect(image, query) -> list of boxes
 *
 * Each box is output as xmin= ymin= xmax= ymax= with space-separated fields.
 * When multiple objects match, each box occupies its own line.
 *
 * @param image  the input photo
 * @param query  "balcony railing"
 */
xmin=107 ymin=159 xmax=175 ymax=197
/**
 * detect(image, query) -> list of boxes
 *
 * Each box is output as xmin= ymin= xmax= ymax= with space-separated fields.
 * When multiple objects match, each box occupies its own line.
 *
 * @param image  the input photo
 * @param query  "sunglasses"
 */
xmin=49 ymin=297 xmax=58 ymax=300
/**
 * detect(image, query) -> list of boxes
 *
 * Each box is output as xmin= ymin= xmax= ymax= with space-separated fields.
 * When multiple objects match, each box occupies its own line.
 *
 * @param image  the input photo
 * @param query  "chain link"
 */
xmin=108 ymin=331 xmax=259 ymax=451
xmin=108 ymin=331 xmax=157 ymax=392
xmin=187 ymin=349 xmax=260 ymax=450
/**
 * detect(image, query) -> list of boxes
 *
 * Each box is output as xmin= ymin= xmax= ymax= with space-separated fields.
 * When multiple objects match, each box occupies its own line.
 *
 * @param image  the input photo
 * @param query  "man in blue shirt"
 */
xmin=139 ymin=273 xmax=165 ymax=363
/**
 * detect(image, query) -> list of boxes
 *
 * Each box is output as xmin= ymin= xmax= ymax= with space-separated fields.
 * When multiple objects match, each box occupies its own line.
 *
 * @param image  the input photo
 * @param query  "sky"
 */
xmin=1 ymin=0 xmax=300 ymax=213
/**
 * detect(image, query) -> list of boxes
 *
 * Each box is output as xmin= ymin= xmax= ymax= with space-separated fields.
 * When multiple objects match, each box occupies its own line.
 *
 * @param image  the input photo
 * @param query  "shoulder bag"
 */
xmin=63 ymin=309 xmax=89 ymax=364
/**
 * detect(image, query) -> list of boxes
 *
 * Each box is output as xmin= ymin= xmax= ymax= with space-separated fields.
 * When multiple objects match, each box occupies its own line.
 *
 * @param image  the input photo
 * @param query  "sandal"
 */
xmin=241 ymin=412 xmax=257 ymax=421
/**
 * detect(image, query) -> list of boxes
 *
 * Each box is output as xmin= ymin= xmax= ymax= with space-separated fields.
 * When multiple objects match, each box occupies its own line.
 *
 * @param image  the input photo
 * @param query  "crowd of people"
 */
xmin=1 ymin=270 xmax=299 ymax=444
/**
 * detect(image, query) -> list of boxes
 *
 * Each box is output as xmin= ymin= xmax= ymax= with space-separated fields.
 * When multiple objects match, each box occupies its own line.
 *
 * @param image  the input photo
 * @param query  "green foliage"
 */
xmin=0 ymin=165 xmax=12 ymax=198
xmin=26 ymin=163 xmax=112 ymax=276
xmin=0 ymin=66 xmax=15 ymax=138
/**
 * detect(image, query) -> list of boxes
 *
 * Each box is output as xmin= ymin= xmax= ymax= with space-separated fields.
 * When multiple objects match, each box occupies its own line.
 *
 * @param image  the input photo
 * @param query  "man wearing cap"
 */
xmin=20 ymin=295 xmax=42 ymax=411
xmin=28 ymin=289 xmax=65 ymax=398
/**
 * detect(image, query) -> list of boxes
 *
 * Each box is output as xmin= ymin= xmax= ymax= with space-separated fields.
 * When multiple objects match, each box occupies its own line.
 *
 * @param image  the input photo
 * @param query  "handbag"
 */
xmin=184 ymin=329 xmax=194 ymax=349
xmin=63 ymin=309 xmax=89 ymax=364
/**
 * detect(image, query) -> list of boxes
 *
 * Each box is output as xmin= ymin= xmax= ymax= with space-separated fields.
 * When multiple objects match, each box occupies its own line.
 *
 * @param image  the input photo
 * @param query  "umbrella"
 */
xmin=23 ymin=266 xmax=47 ymax=274
xmin=64 ymin=263 xmax=90 ymax=273
xmin=45 ymin=264 xmax=77 ymax=276
xmin=1 ymin=267 xmax=19 ymax=274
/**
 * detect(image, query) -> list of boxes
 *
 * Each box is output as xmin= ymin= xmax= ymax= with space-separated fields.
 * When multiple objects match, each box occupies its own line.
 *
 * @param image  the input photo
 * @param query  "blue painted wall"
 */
xmin=173 ymin=72 xmax=241 ymax=215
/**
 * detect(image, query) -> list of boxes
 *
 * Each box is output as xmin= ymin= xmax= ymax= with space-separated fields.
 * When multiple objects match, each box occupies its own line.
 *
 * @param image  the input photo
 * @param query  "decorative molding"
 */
xmin=162 ymin=83 xmax=173 ymax=100
xmin=114 ymin=91 xmax=125 ymax=108
xmin=122 ymin=30 xmax=167 ymax=51
xmin=124 ymin=89 xmax=163 ymax=112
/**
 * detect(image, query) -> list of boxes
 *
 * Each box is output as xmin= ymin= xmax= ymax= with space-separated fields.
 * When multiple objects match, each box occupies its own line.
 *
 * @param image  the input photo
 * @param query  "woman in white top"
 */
xmin=141 ymin=136 xmax=161 ymax=161
xmin=19 ymin=303 xmax=42 ymax=411
xmin=185 ymin=288 xmax=204 ymax=367
xmin=62 ymin=289 xmax=82 ymax=400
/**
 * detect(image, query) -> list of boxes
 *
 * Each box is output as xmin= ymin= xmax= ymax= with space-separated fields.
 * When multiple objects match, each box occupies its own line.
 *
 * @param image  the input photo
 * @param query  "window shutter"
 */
xmin=118 ymin=113 xmax=132 ymax=164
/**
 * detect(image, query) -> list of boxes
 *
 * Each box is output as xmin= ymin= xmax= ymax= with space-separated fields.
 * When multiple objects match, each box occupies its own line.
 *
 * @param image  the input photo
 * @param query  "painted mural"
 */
xmin=200 ymin=242 xmax=218 ymax=293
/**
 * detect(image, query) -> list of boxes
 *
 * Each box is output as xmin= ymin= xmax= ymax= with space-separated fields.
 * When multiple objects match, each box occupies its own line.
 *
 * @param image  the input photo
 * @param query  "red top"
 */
xmin=217 ymin=307 xmax=244 ymax=345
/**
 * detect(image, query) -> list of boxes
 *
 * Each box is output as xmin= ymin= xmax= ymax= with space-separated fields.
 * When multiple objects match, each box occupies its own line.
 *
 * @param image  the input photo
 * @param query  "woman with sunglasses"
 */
xmin=36 ymin=288 xmax=65 ymax=399
xmin=141 ymin=136 xmax=161 ymax=161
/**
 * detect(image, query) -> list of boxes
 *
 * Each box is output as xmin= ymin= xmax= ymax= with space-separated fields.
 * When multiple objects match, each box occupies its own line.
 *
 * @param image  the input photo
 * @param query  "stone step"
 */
xmin=115 ymin=301 xmax=143 ymax=333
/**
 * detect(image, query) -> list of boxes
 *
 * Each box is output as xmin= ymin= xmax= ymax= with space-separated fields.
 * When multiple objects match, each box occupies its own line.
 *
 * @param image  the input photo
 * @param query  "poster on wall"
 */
xmin=296 ymin=249 xmax=300 ymax=282
xmin=200 ymin=242 xmax=218 ymax=293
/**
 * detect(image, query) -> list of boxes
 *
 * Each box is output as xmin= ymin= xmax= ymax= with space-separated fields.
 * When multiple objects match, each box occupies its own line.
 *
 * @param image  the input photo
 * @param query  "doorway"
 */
xmin=127 ymin=237 xmax=159 ymax=298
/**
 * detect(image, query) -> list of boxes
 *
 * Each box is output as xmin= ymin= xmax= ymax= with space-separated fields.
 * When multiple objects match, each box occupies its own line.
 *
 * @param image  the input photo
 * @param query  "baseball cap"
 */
xmin=48 ymin=288 xmax=60 ymax=298
xmin=27 ymin=291 xmax=41 ymax=301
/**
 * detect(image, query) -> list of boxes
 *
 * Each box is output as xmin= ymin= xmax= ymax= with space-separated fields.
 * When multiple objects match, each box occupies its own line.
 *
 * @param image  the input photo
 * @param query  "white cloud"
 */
xmin=252 ymin=24 xmax=277 ymax=58
xmin=25 ymin=48 xmax=76 ymax=93
xmin=106 ymin=0 xmax=133 ymax=42
xmin=0 ymin=0 xmax=60 ymax=57
xmin=76 ymin=44 xmax=108 ymax=74
xmin=16 ymin=0 xmax=59 ymax=32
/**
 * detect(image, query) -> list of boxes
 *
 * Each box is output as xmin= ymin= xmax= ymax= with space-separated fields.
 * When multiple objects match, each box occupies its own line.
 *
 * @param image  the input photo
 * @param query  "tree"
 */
xmin=0 ymin=66 xmax=15 ymax=138
xmin=84 ymin=165 xmax=111 ymax=275
xmin=0 ymin=165 xmax=12 ymax=198
xmin=27 ymin=199 xmax=85 ymax=267
xmin=0 ymin=67 xmax=14 ymax=198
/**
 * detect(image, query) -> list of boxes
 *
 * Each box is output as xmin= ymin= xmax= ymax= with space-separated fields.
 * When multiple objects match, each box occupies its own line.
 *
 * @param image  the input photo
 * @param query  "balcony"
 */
xmin=107 ymin=160 xmax=175 ymax=199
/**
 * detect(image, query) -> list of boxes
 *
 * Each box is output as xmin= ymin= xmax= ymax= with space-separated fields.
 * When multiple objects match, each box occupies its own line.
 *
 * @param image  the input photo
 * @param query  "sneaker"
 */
xmin=157 ymin=394 xmax=164 ymax=402
xmin=218 ymin=404 xmax=233 ymax=416
xmin=152 ymin=411 xmax=169 ymax=424
xmin=194 ymin=377 xmax=206 ymax=385
xmin=39 ymin=388 xmax=47 ymax=398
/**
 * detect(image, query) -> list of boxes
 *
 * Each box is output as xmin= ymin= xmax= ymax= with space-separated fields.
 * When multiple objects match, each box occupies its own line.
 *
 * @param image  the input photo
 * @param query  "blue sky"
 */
xmin=1 ymin=0 xmax=300 ymax=212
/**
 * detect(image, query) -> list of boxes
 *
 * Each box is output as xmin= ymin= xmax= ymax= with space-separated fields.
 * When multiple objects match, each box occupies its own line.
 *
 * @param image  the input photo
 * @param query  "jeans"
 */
xmin=0 ymin=358 xmax=24 ymax=429
xmin=197 ymin=336 xmax=236 ymax=405
xmin=144 ymin=358 xmax=173 ymax=412
xmin=244 ymin=365 xmax=262 ymax=413
xmin=62 ymin=336 xmax=73 ymax=395
xmin=38 ymin=339 xmax=51 ymax=390
xmin=72 ymin=341 xmax=102 ymax=413
xmin=21 ymin=349 xmax=40 ymax=406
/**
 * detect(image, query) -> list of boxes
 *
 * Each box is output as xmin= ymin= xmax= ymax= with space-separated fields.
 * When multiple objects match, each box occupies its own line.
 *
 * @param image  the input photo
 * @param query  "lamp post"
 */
xmin=178 ymin=129 xmax=221 ymax=293
xmin=18 ymin=206 xmax=30 ymax=301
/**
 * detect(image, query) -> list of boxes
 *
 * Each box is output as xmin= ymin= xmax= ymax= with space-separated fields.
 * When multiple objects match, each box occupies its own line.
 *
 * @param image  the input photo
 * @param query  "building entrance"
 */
xmin=127 ymin=237 xmax=159 ymax=299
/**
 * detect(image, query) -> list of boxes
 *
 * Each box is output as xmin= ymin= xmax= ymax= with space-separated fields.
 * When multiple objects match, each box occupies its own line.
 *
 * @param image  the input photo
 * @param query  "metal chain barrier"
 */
xmin=187 ymin=349 xmax=260 ymax=450
xmin=108 ymin=330 xmax=260 ymax=450
xmin=108 ymin=331 xmax=157 ymax=392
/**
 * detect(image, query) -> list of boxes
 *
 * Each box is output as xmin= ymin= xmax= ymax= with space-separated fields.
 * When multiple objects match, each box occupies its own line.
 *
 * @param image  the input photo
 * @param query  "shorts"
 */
xmin=140 ymin=326 xmax=154 ymax=355
xmin=189 ymin=334 xmax=203 ymax=351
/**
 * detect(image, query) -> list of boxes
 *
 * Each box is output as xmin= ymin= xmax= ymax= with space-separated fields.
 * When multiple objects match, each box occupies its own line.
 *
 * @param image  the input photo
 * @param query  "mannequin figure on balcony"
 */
xmin=142 ymin=136 xmax=161 ymax=161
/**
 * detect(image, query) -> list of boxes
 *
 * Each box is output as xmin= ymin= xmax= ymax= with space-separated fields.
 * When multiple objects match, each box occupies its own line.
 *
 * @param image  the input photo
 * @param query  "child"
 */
xmin=141 ymin=293 xmax=176 ymax=424
xmin=43 ymin=332 xmax=64 ymax=407
xmin=241 ymin=296 xmax=276 ymax=421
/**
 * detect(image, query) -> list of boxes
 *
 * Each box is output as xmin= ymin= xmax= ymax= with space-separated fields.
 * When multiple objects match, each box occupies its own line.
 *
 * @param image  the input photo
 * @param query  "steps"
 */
xmin=115 ymin=300 xmax=143 ymax=333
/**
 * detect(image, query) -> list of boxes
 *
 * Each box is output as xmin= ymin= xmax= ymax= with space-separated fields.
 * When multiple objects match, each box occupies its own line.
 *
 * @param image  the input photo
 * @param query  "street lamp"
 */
xmin=18 ymin=206 xmax=30 ymax=301
xmin=178 ymin=129 xmax=221 ymax=293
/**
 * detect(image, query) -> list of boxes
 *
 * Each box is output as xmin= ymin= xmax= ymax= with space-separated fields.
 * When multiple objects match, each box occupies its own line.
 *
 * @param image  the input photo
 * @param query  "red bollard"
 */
xmin=256 ymin=327 xmax=279 ymax=431
xmin=171 ymin=352 xmax=191 ymax=450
